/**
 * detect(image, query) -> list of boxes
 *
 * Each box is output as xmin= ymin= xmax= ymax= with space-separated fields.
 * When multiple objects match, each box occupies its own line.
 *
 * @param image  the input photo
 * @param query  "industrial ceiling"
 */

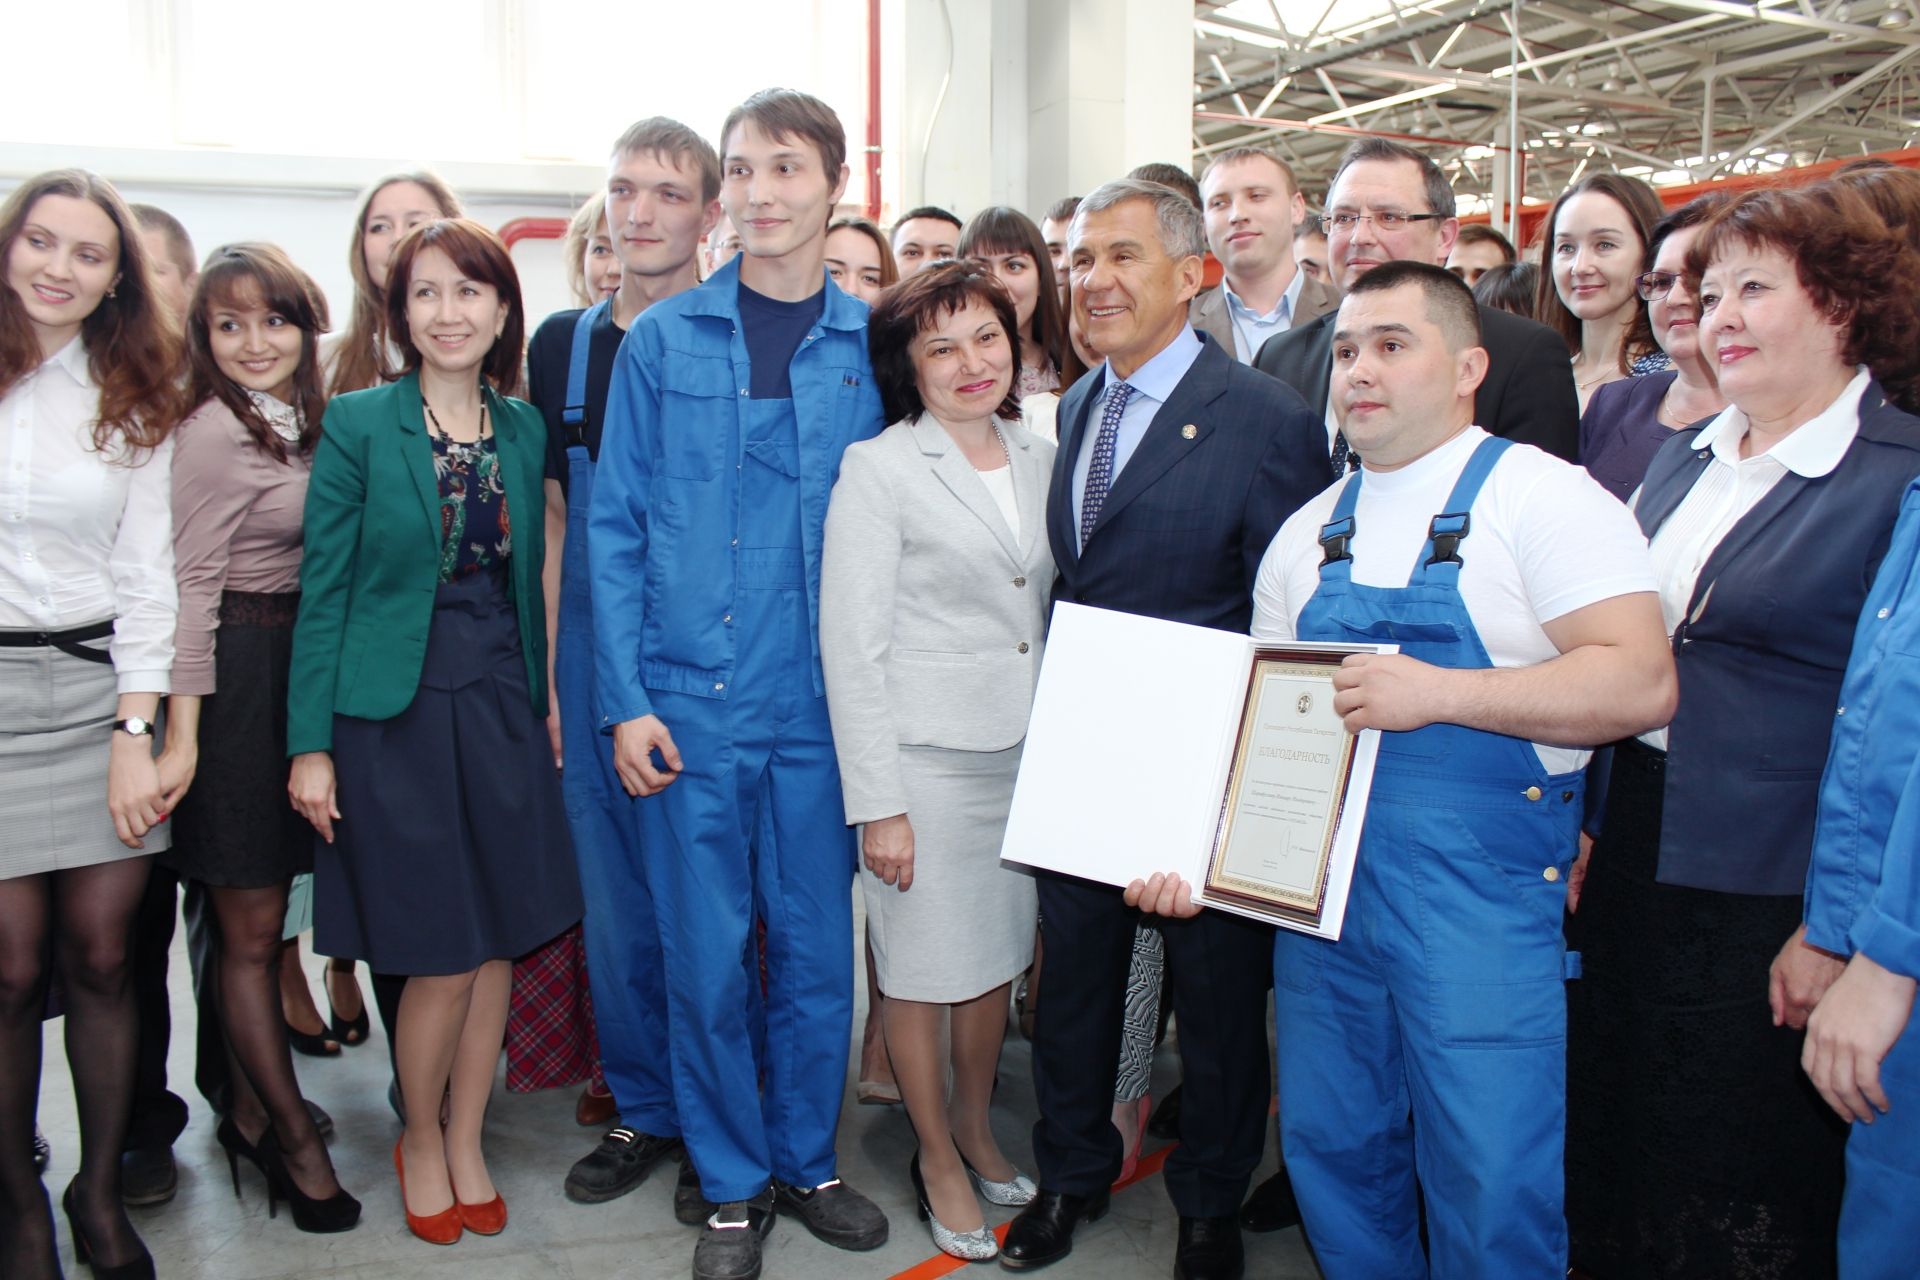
xmin=1193 ymin=0 xmax=1920 ymax=212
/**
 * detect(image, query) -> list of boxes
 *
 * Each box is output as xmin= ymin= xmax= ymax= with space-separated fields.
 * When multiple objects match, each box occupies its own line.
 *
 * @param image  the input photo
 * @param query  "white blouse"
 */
xmin=977 ymin=461 xmax=1020 ymax=541
xmin=1636 ymin=367 xmax=1868 ymax=750
xmin=0 ymin=337 xmax=176 ymax=693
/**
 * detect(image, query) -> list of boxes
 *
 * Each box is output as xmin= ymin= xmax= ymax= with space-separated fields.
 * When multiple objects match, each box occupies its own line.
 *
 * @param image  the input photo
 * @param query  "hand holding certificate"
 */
xmin=999 ymin=603 xmax=1390 ymax=940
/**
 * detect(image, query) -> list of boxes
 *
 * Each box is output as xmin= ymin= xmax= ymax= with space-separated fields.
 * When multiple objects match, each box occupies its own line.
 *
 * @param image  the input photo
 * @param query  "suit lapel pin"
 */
xmin=1181 ymin=424 xmax=1198 ymax=439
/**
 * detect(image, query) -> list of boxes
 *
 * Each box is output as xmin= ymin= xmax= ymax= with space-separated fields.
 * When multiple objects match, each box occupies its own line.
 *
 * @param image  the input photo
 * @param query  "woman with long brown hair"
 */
xmin=0 ymin=167 xmax=187 ymax=1280
xmin=1534 ymin=172 xmax=1665 ymax=412
xmin=957 ymin=207 xmax=1084 ymax=442
xmin=159 ymin=242 xmax=360 ymax=1234
xmin=322 ymin=171 xmax=463 ymax=400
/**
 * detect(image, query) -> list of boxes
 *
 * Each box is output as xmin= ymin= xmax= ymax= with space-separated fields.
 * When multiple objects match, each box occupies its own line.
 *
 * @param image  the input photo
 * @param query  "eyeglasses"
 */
xmin=1636 ymin=270 xmax=1682 ymax=301
xmin=1323 ymin=210 xmax=1446 ymax=232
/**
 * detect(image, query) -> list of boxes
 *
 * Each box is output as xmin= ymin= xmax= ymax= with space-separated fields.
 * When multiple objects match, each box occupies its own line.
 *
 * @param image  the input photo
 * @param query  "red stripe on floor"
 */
xmin=886 ymin=1144 xmax=1177 ymax=1280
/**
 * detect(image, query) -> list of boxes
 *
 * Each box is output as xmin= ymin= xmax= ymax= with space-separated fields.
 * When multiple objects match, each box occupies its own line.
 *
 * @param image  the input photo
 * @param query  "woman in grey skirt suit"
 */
xmin=0 ymin=170 xmax=187 ymax=1280
xmin=822 ymin=261 xmax=1054 ymax=1262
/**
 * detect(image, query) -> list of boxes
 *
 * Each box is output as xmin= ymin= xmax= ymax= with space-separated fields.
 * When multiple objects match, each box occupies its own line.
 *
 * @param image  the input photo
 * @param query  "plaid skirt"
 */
xmin=506 ymin=922 xmax=604 ymax=1093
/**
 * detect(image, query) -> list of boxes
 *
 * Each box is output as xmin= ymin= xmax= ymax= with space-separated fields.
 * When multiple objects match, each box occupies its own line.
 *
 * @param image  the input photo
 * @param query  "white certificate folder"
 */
xmin=1000 ymin=602 xmax=1389 ymax=940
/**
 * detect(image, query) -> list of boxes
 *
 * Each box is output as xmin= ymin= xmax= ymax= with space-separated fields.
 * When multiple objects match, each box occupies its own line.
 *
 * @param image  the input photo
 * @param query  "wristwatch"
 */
xmin=112 ymin=717 xmax=156 ymax=737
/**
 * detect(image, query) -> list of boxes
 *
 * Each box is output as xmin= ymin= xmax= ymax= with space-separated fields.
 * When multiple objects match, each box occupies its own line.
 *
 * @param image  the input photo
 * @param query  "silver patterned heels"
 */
xmin=911 ymin=1152 xmax=999 ymax=1262
xmin=962 ymin=1153 xmax=1038 ymax=1207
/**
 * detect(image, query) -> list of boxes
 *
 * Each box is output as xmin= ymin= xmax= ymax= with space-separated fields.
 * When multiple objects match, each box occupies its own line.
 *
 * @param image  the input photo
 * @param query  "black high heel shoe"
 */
xmin=215 ymin=1116 xmax=270 ymax=1197
xmin=284 ymin=1016 xmax=341 ymax=1057
xmin=326 ymin=968 xmax=371 ymax=1046
xmin=61 ymin=1182 xmax=155 ymax=1280
xmin=258 ymin=1131 xmax=362 ymax=1234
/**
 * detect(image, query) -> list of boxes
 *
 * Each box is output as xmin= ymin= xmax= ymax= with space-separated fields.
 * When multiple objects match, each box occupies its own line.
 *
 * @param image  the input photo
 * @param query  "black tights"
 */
xmin=0 ymin=858 xmax=153 ymax=1278
xmin=210 ymin=884 xmax=340 ymax=1199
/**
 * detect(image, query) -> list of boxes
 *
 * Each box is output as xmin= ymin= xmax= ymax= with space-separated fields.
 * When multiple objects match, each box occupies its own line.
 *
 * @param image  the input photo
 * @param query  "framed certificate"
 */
xmin=1204 ymin=649 xmax=1363 ymax=930
xmin=1000 ymin=604 xmax=1389 ymax=940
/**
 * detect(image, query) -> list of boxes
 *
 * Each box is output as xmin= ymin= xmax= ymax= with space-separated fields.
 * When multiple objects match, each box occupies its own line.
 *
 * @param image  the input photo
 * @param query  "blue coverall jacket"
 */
xmin=587 ymin=257 xmax=885 ymax=728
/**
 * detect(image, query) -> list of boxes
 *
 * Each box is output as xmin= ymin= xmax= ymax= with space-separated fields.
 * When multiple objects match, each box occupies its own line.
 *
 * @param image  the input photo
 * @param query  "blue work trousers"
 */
xmin=556 ymin=445 xmax=677 ymax=1136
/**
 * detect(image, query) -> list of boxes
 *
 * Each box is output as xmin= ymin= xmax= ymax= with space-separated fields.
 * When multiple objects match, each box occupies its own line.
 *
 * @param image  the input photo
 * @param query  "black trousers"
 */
xmin=1031 ymin=872 xmax=1272 ymax=1218
xmin=125 ymin=867 xmax=227 ymax=1150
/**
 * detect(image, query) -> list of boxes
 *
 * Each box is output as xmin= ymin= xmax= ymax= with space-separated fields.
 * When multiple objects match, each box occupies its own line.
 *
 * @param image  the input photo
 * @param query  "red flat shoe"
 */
xmin=575 ymin=1083 xmax=617 ymax=1128
xmin=393 ymin=1140 xmax=462 ymax=1246
xmin=457 ymin=1193 xmax=508 ymax=1236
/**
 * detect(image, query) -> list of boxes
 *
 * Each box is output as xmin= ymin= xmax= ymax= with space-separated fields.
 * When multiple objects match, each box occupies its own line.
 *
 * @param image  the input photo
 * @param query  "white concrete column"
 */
xmin=884 ymin=0 xmax=1191 ymax=224
xmin=1027 ymin=0 xmax=1193 ymax=211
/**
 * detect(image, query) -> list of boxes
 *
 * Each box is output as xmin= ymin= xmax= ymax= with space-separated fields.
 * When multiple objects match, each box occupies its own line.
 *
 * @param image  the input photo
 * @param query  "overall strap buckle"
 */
xmin=1425 ymin=512 xmax=1471 ymax=567
xmin=1318 ymin=515 xmax=1356 ymax=566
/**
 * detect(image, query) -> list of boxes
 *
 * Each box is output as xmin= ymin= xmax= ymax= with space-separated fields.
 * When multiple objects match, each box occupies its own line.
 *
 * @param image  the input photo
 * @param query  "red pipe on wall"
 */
xmin=866 ymin=0 xmax=883 ymax=221
xmin=499 ymin=216 xmax=567 ymax=249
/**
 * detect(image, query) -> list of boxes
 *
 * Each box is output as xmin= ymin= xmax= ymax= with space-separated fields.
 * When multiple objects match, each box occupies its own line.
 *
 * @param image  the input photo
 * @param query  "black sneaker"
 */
xmin=565 ymin=1126 xmax=684 ymax=1204
xmin=773 ymin=1176 xmax=888 ymax=1251
xmin=675 ymin=1156 xmax=716 ymax=1225
xmin=121 ymin=1145 xmax=178 ymax=1207
xmin=32 ymin=1127 xmax=50 ymax=1175
xmin=693 ymin=1190 xmax=775 ymax=1280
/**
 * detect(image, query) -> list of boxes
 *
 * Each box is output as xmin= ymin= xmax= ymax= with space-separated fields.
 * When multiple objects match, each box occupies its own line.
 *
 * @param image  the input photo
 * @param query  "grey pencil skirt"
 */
xmin=0 ymin=636 xmax=168 ymax=879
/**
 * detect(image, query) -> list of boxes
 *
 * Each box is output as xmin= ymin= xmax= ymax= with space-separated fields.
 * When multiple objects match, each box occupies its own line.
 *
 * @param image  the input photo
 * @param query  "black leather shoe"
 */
xmin=1175 ymin=1215 xmax=1244 ymax=1280
xmin=1147 ymin=1084 xmax=1182 ymax=1139
xmin=675 ymin=1156 xmax=716 ymax=1226
xmin=692 ymin=1189 xmax=775 ymax=1280
xmin=1000 ymin=1188 xmax=1109 ymax=1271
xmin=1237 ymin=1169 xmax=1301 ymax=1233
xmin=564 ymin=1127 xmax=683 ymax=1204
xmin=120 ymin=1146 xmax=177 ymax=1207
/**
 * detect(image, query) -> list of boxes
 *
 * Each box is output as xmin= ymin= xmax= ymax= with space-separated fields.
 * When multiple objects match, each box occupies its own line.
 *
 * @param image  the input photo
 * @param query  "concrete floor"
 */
xmin=33 ymin=901 xmax=1322 ymax=1280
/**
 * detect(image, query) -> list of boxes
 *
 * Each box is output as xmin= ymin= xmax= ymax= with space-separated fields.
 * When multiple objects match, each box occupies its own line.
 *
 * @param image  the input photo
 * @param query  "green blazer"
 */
xmin=287 ymin=371 xmax=550 ymax=756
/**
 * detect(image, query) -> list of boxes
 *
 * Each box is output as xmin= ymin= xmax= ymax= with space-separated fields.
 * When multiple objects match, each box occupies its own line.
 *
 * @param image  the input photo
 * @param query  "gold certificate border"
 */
xmin=1203 ymin=647 xmax=1362 ymax=926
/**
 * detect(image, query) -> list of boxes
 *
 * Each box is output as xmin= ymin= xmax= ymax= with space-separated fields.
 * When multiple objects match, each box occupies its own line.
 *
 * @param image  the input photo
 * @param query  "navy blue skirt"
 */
xmin=314 ymin=570 xmax=582 ymax=976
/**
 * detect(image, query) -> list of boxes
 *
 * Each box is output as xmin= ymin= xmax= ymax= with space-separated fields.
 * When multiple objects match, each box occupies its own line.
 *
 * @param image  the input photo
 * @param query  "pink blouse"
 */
xmin=169 ymin=395 xmax=310 ymax=696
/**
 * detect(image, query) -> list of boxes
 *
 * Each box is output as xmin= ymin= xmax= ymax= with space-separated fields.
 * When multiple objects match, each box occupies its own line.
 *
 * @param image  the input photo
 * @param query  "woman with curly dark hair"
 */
xmin=0 ymin=167 xmax=187 ymax=1280
xmin=159 ymin=243 xmax=361 ymax=1234
xmin=1566 ymin=180 xmax=1920 ymax=1280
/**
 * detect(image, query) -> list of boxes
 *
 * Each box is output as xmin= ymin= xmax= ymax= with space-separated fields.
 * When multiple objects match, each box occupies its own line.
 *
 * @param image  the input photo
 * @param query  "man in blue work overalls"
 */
xmin=589 ymin=88 xmax=888 ymax=1280
xmin=1130 ymin=262 xmax=1677 ymax=1278
xmin=526 ymin=117 xmax=721 ymax=1214
xmin=1798 ymin=479 xmax=1920 ymax=1280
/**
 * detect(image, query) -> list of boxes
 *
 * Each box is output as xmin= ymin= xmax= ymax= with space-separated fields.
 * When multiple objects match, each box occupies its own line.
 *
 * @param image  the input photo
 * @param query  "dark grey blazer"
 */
xmin=1255 ymin=301 xmax=1581 ymax=462
xmin=1047 ymin=334 xmax=1330 ymax=635
xmin=1632 ymin=380 xmax=1920 ymax=895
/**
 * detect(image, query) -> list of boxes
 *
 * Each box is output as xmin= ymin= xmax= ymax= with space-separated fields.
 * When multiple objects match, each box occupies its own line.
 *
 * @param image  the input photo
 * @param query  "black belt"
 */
xmin=0 ymin=620 xmax=114 ymax=664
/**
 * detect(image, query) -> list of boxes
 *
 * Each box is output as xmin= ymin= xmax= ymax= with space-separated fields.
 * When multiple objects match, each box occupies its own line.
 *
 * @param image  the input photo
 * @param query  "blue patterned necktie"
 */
xmin=1080 ymin=381 xmax=1134 ymax=548
xmin=1330 ymin=429 xmax=1355 ymax=476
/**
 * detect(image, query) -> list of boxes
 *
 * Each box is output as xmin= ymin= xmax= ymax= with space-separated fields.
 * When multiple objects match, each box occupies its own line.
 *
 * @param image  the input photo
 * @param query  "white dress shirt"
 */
xmin=0 ymin=337 xmax=176 ymax=693
xmin=1636 ymin=367 xmax=1869 ymax=749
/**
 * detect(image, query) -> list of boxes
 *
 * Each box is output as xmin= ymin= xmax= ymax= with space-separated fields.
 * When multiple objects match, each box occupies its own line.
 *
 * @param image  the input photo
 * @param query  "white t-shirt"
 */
xmin=1251 ymin=425 xmax=1658 ymax=774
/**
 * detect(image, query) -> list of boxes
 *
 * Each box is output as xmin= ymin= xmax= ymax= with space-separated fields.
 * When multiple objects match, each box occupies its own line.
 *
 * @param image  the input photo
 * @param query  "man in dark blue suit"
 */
xmin=1002 ymin=178 xmax=1329 ymax=1280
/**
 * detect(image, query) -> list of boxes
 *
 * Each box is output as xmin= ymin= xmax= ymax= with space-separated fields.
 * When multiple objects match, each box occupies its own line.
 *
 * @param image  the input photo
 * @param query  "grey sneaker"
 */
xmin=675 ymin=1156 xmax=716 ymax=1225
xmin=692 ymin=1190 xmax=775 ymax=1280
xmin=565 ymin=1127 xmax=683 ymax=1204
xmin=773 ymin=1176 xmax=889 ymax=1251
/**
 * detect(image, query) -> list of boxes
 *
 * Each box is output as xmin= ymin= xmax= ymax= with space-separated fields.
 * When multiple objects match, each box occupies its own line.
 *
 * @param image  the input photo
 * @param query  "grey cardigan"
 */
xmin=820 ymin=415 xmax=1057 ymax=825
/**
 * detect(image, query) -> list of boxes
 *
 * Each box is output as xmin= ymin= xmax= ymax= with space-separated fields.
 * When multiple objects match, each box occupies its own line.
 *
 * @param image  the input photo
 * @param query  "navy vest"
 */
xmin=1634 ymin=380 xmax=1920 ymax=894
